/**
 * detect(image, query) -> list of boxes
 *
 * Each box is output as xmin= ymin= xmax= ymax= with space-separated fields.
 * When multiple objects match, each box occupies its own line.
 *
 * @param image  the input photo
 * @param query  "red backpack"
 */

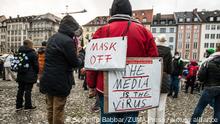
xmin=188 ymin=66 xmax=198 ymax=78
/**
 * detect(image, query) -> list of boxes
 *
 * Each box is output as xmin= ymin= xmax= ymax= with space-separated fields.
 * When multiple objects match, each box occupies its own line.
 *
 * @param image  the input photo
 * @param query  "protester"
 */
xmin=3 ymin=54 xmax=14 ymax=81
xmin=168 ymin=52 xmax=183 ymax=98
xmin=0 ymin=60 xmax=3 ymax=78
xmin=148 ymin=34 xmax=172 ymax=124
xmin=185 ymin=60 xmax=199 ymax=94
xmin=38 ymin=41 xmax=47 ymax=79
xmin=15 ymin=39 xmax=39 ymax=111
xmin=40 ymin=15 xmax=84 ymax=124
xmin=86 ymin=0 xmax=158 ymax=123
xmin=190 ymin=45 xmax=220 ymax=124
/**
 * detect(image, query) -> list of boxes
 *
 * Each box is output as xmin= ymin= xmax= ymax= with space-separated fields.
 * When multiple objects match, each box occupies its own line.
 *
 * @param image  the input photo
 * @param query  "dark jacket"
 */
xmin=40 ymin=15 xmax=84 ymax=97
xmin=157 ymin=45 xmax=172 ymax=93
xmin=171 ymin=57 xmax=183 ymax=76
xmin=17 ymin=46 xmax=39 ymax=84
xmin=198 ymin=55 xmax=220 ymax=87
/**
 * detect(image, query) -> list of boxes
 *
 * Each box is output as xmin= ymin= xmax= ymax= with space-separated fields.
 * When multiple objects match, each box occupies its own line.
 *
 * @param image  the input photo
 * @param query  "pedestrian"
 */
xmin=3 ymin=54 xmax=14 ymax=81
xmin=38 ymin=41 xmax=47 ymax=80
xmin=190 ymin=45 xmax=220 ymax=124
xmin=0 ymin=59 xmax=3 ymax=78
xmin=185 ymin=60 xmax=199 ymax=94
xmin=40 ymin=15 xmax=84 ymax=124
xmin=86 ymin=0 xmax=158 ymax=123
xmin=168 ymin=52 xmax=183 ymax=98
xmin=15 ymin=39 xmax=39 ymax=111
xmin=148 ymin=34 xmax=172 ymax=124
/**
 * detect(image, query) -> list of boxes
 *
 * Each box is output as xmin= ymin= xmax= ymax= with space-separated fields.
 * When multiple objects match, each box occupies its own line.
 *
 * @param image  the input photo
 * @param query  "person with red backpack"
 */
xmin=185 ymin=60 xmax=199 ymax=94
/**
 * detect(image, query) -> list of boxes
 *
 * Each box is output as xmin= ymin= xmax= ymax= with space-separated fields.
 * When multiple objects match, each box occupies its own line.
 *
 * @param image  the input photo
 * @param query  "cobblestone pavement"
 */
xmin=0 ymin=75 xmax=213 ymax=124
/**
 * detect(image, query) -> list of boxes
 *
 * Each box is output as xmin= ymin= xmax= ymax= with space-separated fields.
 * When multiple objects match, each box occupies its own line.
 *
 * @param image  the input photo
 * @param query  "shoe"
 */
xmin=16 ymin=107 xmax=23 ymax=112
xmin=167 ymin=93 xmax=172 ymax=96
xmin=173 ymin=95 xmax=178 ymax=98
xmin=24 ymin=106 xmax=36 ymax=111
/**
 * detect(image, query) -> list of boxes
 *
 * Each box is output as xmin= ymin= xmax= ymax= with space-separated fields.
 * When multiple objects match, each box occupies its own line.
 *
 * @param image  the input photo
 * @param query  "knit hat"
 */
xmin=110 ymin=0 xmax=132 ymax=16
xmin=206 ymin=48 xmax=215 ymax=55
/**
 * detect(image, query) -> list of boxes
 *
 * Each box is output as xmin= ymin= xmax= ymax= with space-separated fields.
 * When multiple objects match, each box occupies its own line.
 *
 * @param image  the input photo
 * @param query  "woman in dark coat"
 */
xmin=16 ymin=39 xmax=39 ymax=111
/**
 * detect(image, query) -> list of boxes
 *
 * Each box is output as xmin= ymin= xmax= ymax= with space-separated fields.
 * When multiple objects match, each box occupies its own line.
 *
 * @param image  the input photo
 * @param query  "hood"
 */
xmin=157 ymin=46 xmax=171 ymax=56
xmin=18 ymin=46 xmax=34 ymax=53
xmin=58 ymin=15 xmax=80 ymax=38
xmin=108 ymin=14 xmax=140 ymax=23
xmin=38 ymin=47 xmax=46 ymax=54
xmin=110 ymin=0 xmax=132 ymax=16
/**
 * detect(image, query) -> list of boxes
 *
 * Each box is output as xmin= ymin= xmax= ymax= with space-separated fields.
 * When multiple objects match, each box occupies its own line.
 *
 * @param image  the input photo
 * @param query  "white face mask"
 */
xmin=174 ymin=55 xmax=180 ymax=59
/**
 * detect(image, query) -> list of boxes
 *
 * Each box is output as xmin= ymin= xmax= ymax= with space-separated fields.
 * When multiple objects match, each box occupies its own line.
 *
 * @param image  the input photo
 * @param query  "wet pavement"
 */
xmin=0 ymin=75 xmax=213 ymax=124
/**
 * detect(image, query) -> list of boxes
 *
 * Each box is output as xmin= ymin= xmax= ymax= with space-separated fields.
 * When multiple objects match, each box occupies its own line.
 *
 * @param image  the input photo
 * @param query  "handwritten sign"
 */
xmin=85 ymin=37 xmax=127 ymax=70
xmin=104 ymin=57 xmax=162 ymax=113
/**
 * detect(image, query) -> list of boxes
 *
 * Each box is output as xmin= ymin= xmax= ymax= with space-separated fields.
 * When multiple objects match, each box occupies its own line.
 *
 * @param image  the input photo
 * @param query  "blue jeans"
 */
xmin=169 ymin=76 xmax=179 ymax=96
xmin=191 ymin=87 xmax=220 ymax=124
xmin=99 ymin=94 xmax=139 ymax=124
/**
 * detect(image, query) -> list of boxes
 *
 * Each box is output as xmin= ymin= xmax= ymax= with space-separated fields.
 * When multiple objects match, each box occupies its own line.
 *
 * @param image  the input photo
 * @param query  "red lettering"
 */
xmin=105 ymin=55 xmax=112 ymax=62
xmin=90 ymin=43 xmax=98 ymax=51
xmin=104 ymin=42 xmax=108 ymax=50
xmin=97 ymin=55 xmax=104 ymax=63
xmin=90 ymin=55 xmax=96 ymax=65
xmin=109 ymin=42 xmax=117 ymax=51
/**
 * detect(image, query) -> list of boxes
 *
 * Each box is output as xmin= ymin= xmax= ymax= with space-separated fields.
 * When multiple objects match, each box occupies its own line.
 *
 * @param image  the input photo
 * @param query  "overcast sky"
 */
xmin=0 ymin=0 xmax=220 ymax=25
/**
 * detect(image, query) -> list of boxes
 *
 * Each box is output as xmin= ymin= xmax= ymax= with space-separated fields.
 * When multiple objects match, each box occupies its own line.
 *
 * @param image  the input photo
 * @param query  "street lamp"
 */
xmin=61 ymin=5 xmax=87 ymax=15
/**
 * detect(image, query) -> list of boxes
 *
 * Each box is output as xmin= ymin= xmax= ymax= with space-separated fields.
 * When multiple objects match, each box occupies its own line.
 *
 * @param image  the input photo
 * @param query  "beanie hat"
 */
xmin=206 ymin=48 xmax=215 ymax=55
xmin=110 ymin=0 xmax=132 ymax=16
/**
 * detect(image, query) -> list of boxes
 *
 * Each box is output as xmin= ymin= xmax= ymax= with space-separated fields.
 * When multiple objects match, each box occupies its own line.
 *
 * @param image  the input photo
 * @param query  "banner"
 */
xmin=104 ymin=57 xmax=162 ymax=113
xmin=85 ymin=37 xmax=127 ymax=70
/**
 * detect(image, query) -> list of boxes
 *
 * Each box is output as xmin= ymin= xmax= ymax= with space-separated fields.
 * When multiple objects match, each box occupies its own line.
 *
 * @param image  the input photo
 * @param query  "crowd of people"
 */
xmin=0 ymin=0 xmax=219 ymax=124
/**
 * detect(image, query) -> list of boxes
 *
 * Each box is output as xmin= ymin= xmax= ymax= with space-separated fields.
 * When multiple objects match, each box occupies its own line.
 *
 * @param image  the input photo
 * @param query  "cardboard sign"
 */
xmin=85 ymin=37 xmax=127 ymax=70
xmin=104 ymin=57 xmax=162 ymax=113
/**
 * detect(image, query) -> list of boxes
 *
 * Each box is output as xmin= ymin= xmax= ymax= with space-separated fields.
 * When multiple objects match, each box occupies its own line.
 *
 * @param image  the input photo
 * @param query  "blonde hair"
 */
xmin=23 ymin=39 xmax=33 ymax=49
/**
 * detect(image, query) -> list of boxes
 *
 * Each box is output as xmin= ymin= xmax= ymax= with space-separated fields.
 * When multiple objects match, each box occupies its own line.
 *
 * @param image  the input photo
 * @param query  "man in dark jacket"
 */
xmin=168 ymin=52 xmax=183 ymax=98
xmin=86 ymin=0 xmax=158 ymax=123
xmin=190 ymin=47 xmax=220 ymax=124
xmin=40 ymin=15 xmax=84 ymax=124
xmin=16 ymin=40 xmax=39 ymax=111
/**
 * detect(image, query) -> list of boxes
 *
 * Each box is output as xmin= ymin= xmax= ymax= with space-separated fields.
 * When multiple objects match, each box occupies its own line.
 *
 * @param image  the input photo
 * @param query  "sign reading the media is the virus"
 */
xmin=104 ymin=58 xmax=162 ymax=113
xmin=85 ymin=37 xmax=127 ymax=70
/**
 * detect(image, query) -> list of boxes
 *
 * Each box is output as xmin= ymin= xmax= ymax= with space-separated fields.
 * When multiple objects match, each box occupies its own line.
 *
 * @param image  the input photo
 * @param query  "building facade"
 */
xmin=0 ymin=16 xmax=7 ymax=54
xmin=174 ymin=9 xmax=202 ymax=61
xmin=198 ymin=10 xmax=220 ymax=61
xmin=28 ymin=13 xmax=60 ymax=47
xmin=83 ymin=9 xmax=154 ymax=45
xmin=151 ymin=13 xmax=177 ymax=55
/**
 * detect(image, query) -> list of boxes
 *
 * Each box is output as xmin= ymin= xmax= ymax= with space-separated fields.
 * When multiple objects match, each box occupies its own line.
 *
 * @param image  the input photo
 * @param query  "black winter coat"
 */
xmin=198 ymin=55 xmax=220 ymax=87
xmin=157 ymin=45 xmax=173 ymax=93
xmin=171 ymin=57 xmax=183 ymax=76
xmin=16 ymin=46 xmax=39 ymax=84
xmin=40 ymin=15 xmax=84 ymax=97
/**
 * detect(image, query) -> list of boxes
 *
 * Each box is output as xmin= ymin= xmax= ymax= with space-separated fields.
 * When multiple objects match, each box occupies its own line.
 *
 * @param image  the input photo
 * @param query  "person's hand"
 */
xmin=80 ymin=68 xmax=86 ymax=75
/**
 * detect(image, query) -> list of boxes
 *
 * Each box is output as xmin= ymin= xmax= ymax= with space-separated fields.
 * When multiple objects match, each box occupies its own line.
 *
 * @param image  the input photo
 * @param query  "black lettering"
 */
xmin=129 ymin=65 xmax=137 ymax=76
xmin=126 ymin=99 xmax=132 ymax=108
xmin=136 ymin=65 xmax=145 ymax=76
xmin=131 ymin=79 xmax=137 ymax=89
xmin=123 ymin=79 xmax=131 ymax=89
xmin=134 ymin=100 xmax=141 ymax=108
xmin=113 ymin=79 xmax=122 ymax=89
xmin=113 ymin=101 xmax=121 ymax=110
xmin=141 ymin=99 xmax=147 ymax=107
xmin=141 ymin=78 xmax=149 ymax=88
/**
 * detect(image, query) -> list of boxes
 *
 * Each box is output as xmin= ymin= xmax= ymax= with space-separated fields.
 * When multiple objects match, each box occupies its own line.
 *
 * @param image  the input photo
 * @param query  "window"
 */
xmin=142 ymin=18 xmax=147 ymax=23
xmin=210 ymin=43 xmax=215 ymax=48
xmin=186 ymin=18 xmax=191 ymax=22
xmin=216 ymin=43 xmax=220 ymax=47
xmin=186 ymin=33 xmax=191 ymax=39
xmin=217 ymin=17 xmax=220 ymax=21
xmin=185 ymin=43 xmax=190 ymax=49
xmin=217 ymin=25 xmax=220 ymax=30
xmin=142 ymin=12 xmax=145 ymax=16
xmin=210 ymin=17 xmax=214 ymax=21
xmin=205 ymin=34 xmax=209 ymax=39
xmin=179 ymin=18 xmax=183 ymax=22
xmin=152 ymin=28 xmax=156 ymax=33
xmin=194 ymin=26 xmax=198 ymax=30
xmin=180 ymin=26 xmax=184 ymax=30
xmin=178 ymin=41 xmax=182 ymax=49
xmin=211 ymin=25 xmax=216 ymax=30
xmin=187 ymin=26 xmax=191 ymax=30
xmin=160 ymin=21 xmax=166 ymax=25
xmin=185 ymin=52 xmax=189 ymax=59
xmin=193 ymin=53 xmax=197 ymax=60
xmin=211 ymin=34 xmax=215 ymax=39
xmin=170 ymin=28 xmax=174 ymax=33
xmin=133 ymin=13 xmax=136 ymax=16
xmin=169 ymin=37 xmax=174 ymax=43
xmin=169 ymin=21 xmax=173 ymax=24
xmin=206 ymin=25 xmax=210 ymax=30
xmin=178 ymin=33 xmax=183 ymax=39
xmin=153 ymin=21 xmax=157 ymax=25
xmin=169 ymin=45 xmax=173 ymax=50
xmin=194 ymin=33 xmax=198 ymax=39
xmin=86 ymin=27 xmax=89 ymax=32
xmin=204 ymin=43 xmax=209 ymax=48
xmin=194 ymin=18 xmax=198 ymax=22
xmin=217 ymin=34 xmax=220 ymax=39
xmin=193 ymin=42 xmax=198 ymax=49
xmin=160 ymin=28 xmax=166 ymax=33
